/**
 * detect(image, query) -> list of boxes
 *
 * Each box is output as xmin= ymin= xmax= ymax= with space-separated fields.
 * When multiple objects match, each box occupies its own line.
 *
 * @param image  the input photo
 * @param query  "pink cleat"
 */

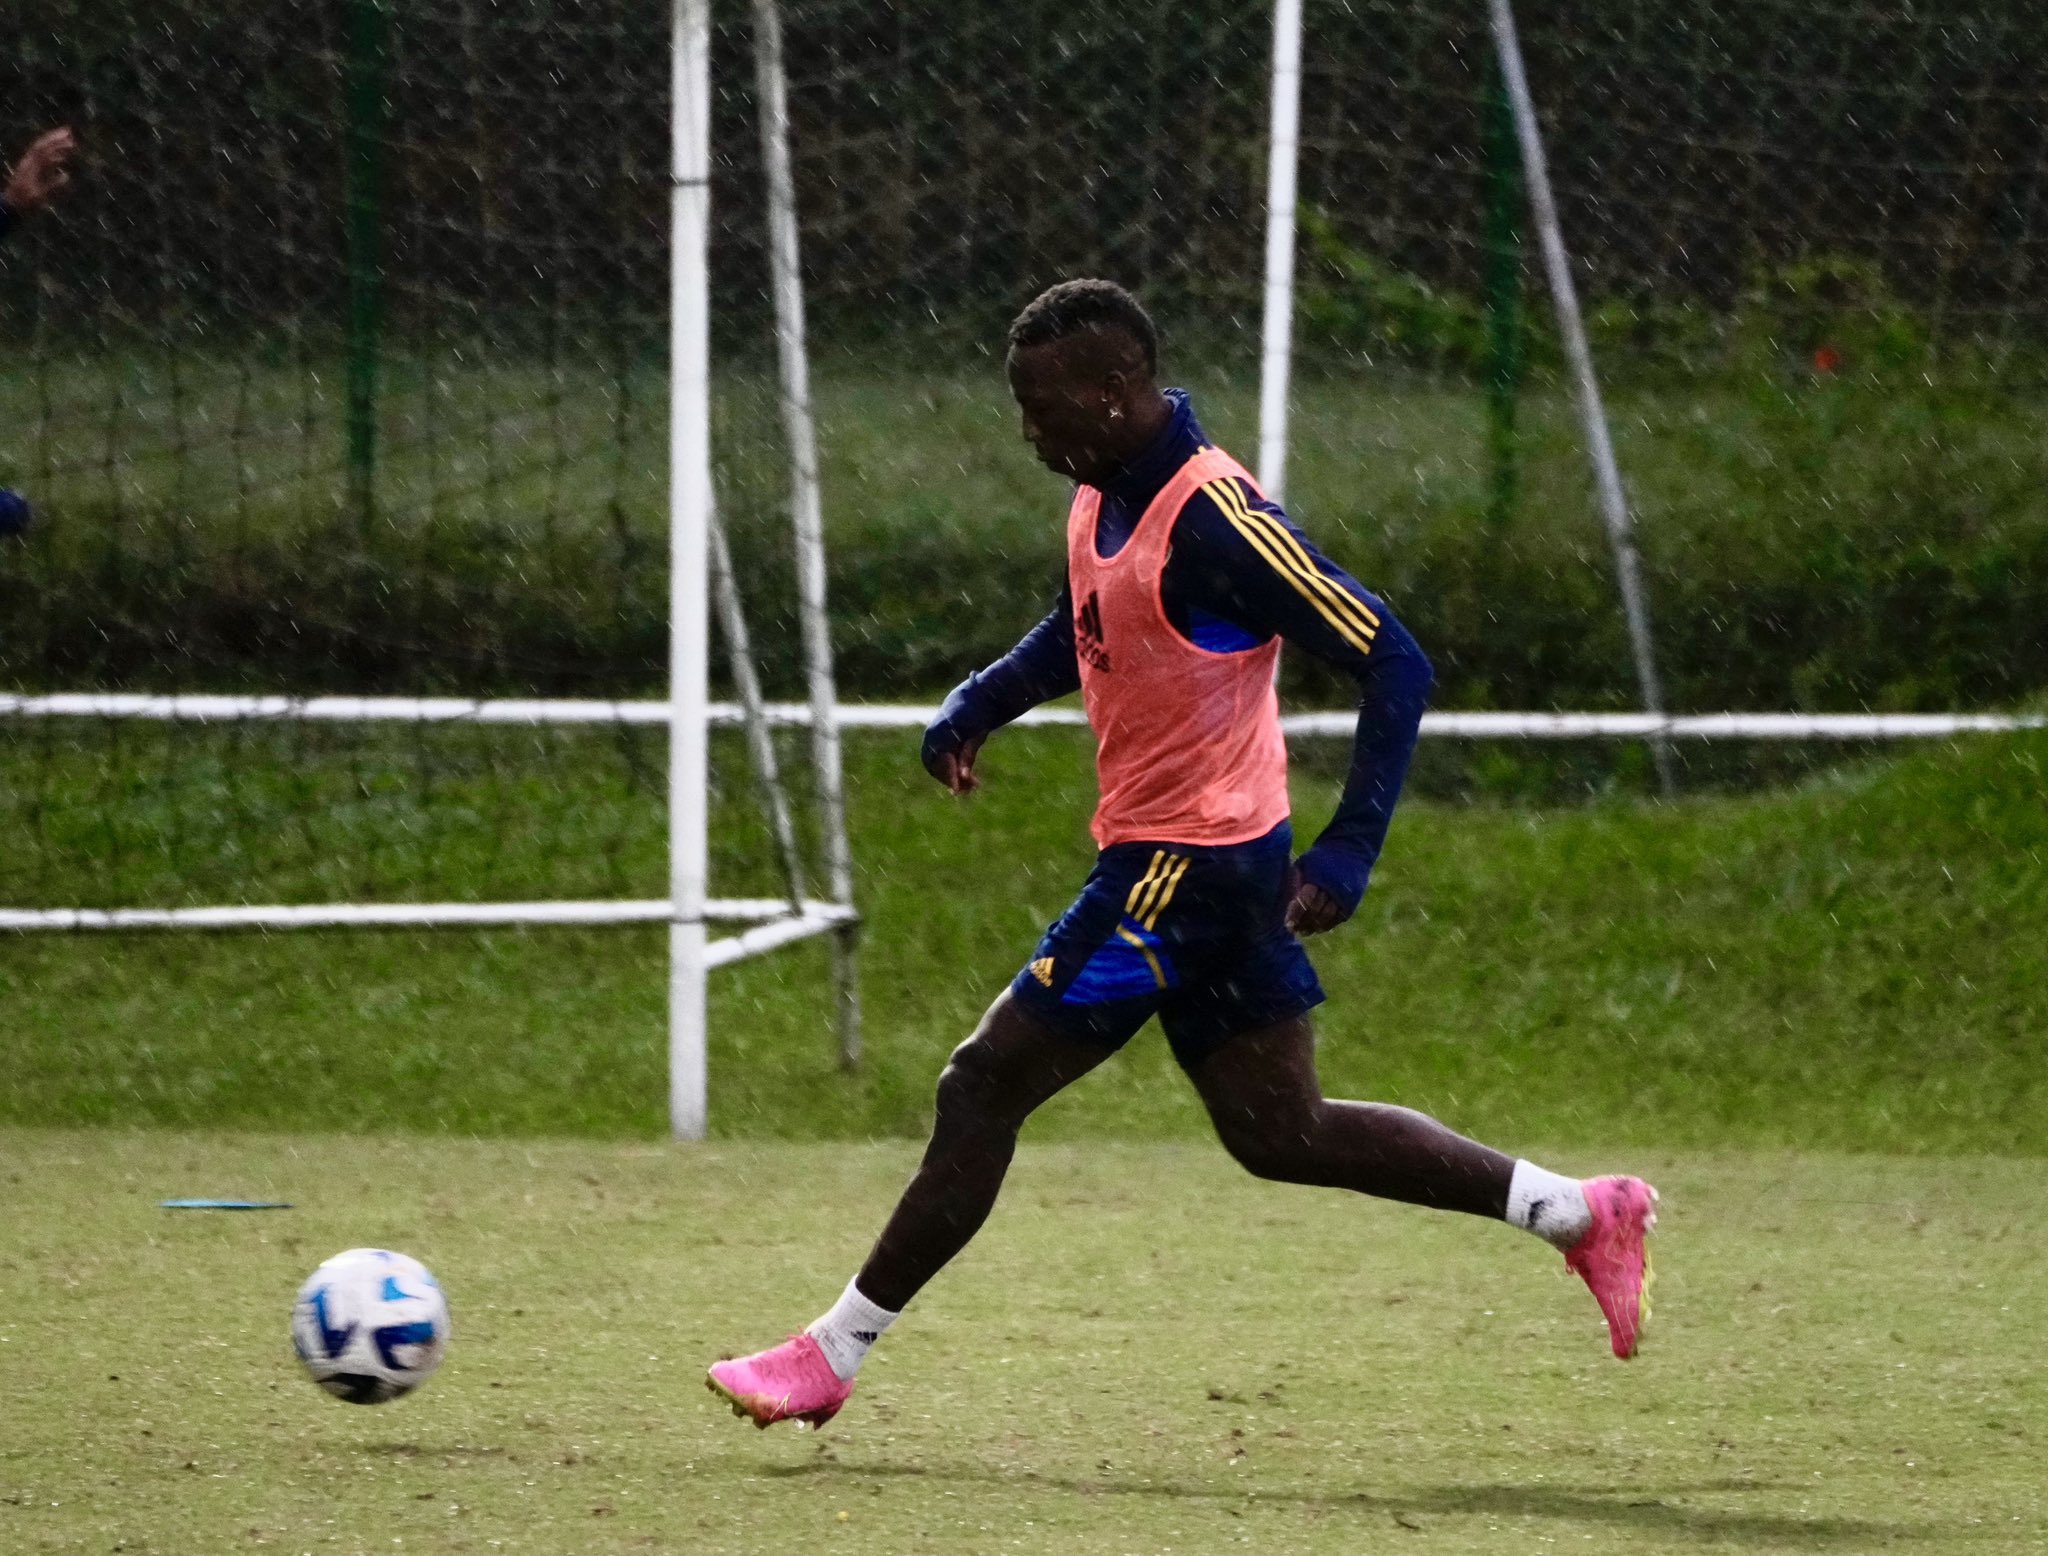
xmin=1564 ymin=1175 xmax=1658 ymax=1359
xmin=706 ymin=1334 xmax=854 ymax=1429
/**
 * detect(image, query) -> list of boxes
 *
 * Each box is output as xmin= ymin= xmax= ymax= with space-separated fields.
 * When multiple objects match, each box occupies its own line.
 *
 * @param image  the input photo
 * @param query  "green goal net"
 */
xmin=3 ymin=0 xmax=2045 ymax=918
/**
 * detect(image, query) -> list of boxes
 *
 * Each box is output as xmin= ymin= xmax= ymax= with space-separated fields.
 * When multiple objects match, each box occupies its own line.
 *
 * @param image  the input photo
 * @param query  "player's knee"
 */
xmin=1212 ymin=1121 xmax=1310 ymax=1179
xmin=1213 ymin=1111 xmax=1318 ymax=1183
xmin=932 ymin=1039 xmax=1005 ymax=1131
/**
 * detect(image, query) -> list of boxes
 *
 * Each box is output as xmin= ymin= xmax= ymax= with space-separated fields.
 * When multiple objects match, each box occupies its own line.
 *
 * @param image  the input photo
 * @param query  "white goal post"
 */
xmin=671 ymin=0 xmax=866 ymax=1137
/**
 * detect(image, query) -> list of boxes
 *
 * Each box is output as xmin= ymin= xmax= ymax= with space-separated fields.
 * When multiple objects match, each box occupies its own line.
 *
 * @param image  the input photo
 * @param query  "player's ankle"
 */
xmin=1504 ymin=1160 xmax=1592 ymax=1249
xmin=805 ymin=1276 xmax=902 ymax=1381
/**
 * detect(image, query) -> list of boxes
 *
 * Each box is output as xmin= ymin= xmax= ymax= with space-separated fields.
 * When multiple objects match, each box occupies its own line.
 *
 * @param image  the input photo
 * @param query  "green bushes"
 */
xmin=2 ymin=354 xmax=2044 ymax=714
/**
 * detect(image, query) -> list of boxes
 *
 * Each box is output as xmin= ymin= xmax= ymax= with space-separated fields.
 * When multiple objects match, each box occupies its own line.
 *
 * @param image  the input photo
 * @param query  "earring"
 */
xmin=1109 ymin=407 xmax=1123 ymax=420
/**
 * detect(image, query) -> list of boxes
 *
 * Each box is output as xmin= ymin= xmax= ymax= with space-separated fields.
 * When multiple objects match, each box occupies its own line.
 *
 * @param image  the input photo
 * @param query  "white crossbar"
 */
xmin=0 ymin=899 xmax=858 ymax=934
xmin=0 ymin=693 xmax=2039 ymax=739
xmin=1324 ymin=710 xmax=2044 ymax=739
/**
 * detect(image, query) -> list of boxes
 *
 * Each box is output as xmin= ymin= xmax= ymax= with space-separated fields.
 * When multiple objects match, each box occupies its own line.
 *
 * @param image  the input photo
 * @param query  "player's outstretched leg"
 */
xmin=707 ymin=996 xmax=1110 ymax=1427
xmin=1187 ymin=1015 xmax=1656 ymax=1358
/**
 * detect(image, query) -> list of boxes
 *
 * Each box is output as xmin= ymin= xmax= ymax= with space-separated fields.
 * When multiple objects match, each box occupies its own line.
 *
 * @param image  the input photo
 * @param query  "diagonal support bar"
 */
xmin=708 ymin=508 xmax=810 ymax=909
xmin=1487 ymin=0 xmax=1678 ymax=797
xmin=752 ymin=0 xmax=861 ymax=1069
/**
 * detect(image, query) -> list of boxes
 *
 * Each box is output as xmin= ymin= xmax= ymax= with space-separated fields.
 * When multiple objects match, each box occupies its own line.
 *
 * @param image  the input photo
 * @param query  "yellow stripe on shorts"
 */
xmin=1124 ymin=850 xmax=1168 ymax=917
xmin=1141 ymin=855 xmax=1192 ymax=930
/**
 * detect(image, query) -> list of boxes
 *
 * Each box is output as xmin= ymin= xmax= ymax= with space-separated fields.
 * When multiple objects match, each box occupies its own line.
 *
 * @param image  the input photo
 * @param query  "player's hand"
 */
xmin=5 ymin=127 xmax=78 ymax=215
xmin=1284 ymin=875 xmax=1346 ymax=937
xmin=929 ymin=732 xmax=987 ymax=795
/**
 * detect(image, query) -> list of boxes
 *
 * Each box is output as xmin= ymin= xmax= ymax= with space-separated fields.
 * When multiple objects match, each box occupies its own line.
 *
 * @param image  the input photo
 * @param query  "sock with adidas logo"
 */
xmin=806 ymin=1277 xmax=901 ymax=1381
xmin=1505 ymin=1160 xmax=1593 ymax=1250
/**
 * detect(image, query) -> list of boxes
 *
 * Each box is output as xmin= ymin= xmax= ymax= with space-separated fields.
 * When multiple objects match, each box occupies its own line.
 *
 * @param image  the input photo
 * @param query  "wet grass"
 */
xmin=0 ymin=1127 xmax=2042 ymax=1555
xmin=1 ymin=725 xmax=2043 ymax=1154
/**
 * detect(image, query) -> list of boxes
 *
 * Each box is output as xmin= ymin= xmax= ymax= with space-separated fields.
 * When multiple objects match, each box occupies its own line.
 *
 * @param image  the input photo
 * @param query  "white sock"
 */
xmin=805 ymin=1278 xmax=900 ymax=1382
xmin=1505 ymin=1160 xmax=1592 ymax=1250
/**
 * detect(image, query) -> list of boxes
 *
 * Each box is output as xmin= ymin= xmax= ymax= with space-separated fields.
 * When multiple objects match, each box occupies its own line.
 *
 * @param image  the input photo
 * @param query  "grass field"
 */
xmin=3 ymin=725 xmax=2044 ymax=1154
xmin=2 ymin=1127 xmax=2043 ymax=1555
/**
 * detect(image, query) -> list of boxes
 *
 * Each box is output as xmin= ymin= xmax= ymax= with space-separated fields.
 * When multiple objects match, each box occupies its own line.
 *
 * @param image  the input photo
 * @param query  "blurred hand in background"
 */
xmin=5 ymin=126 xmax=79 ymax=217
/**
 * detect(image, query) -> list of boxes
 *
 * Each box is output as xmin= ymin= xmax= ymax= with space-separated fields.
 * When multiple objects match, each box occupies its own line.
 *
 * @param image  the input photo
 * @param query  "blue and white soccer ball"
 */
xmin=291 ymin=1248 xmax=450 ymax=1405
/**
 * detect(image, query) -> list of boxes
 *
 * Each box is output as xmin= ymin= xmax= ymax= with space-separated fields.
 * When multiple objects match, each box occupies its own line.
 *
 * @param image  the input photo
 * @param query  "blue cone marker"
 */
xmin=0 ymin=489 xmax=31 ymax=538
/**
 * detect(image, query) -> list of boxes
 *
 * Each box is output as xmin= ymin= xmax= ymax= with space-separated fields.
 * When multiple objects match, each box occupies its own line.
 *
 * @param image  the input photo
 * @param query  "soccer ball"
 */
xmin=290 ymin=1248 xmax=450 ymax=1405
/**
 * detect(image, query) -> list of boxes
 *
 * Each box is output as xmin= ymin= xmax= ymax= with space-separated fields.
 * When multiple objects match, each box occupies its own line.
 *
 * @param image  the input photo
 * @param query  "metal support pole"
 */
xmin=342 ymin=0 xmax=390 ymax=533
xmin=708 ymin=511 xmax=809 ymax=909
xmin=1481 ymin=51 xmax=1525 ymax=530
xmin=1257 ymin=0 xmax=1304 ymax=502
xmin=752 ymin=0 xmax=861 ymax=1069
xmin=668 ymin=0 xmax=713 ymax=1140
xmin=1486 ymin=0 xmax=1678 ymax=796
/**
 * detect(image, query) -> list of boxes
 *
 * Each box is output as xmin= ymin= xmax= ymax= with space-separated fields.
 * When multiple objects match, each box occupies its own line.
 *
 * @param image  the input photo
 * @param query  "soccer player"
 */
xmin=708 ymin=280 xmax=1656 ymax=1429
xmin=1 ymin=127 xmax=78 ymax=538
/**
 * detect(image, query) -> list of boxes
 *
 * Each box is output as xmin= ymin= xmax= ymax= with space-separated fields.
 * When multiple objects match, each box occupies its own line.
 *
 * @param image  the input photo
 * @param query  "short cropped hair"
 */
xmin=1006 ymin=279 xmax=1158 ymax=376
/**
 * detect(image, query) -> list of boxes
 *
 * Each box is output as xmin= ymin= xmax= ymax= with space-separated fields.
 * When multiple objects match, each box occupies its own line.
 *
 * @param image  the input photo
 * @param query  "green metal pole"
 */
xmin=343 ymin=0 xmax=391 ymax=533
xmin=1481 ymin=49 xmax=1525 ymax=529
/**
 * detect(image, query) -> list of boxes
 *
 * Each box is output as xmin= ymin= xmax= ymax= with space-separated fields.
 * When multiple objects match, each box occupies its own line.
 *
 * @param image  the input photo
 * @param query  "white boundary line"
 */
xmin=0 ymin=693 xmax=2040 ymax=739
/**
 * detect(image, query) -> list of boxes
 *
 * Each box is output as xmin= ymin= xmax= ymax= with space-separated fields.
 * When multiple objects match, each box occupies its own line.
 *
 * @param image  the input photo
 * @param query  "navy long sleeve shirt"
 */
xmin=924 ymin=388 xmax=1431 ymax=915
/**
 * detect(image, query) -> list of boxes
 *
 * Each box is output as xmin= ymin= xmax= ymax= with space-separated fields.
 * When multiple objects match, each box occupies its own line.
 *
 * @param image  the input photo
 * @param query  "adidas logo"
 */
xmin=1075 ymin=590 xmax=1111 ymax=671
xmin=1029 ymin=956 xmax=1056 ymax=988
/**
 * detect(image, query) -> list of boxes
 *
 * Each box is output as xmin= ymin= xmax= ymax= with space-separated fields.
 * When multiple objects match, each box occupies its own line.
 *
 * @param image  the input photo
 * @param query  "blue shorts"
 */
xmin=1008 ymin=821 xmax=1325 ymax=1069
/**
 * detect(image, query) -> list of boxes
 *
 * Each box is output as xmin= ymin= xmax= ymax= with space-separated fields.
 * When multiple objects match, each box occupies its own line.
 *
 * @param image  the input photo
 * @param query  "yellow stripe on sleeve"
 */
xmin=1205 ymin=480 xmax=1377 ymax=658
xmin=1214 ymin=478 xmax=1382 ymax=631
xmin=1207 ymin=478 xmax=1382 ymax=644
xmin=1239 ymin=505 xmax=1383 ymax=631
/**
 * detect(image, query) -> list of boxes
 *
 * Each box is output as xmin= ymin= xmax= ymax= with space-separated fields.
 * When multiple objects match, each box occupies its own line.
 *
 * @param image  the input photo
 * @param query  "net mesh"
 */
xmin=2 ymin=0 xmax=2045 ymax=914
